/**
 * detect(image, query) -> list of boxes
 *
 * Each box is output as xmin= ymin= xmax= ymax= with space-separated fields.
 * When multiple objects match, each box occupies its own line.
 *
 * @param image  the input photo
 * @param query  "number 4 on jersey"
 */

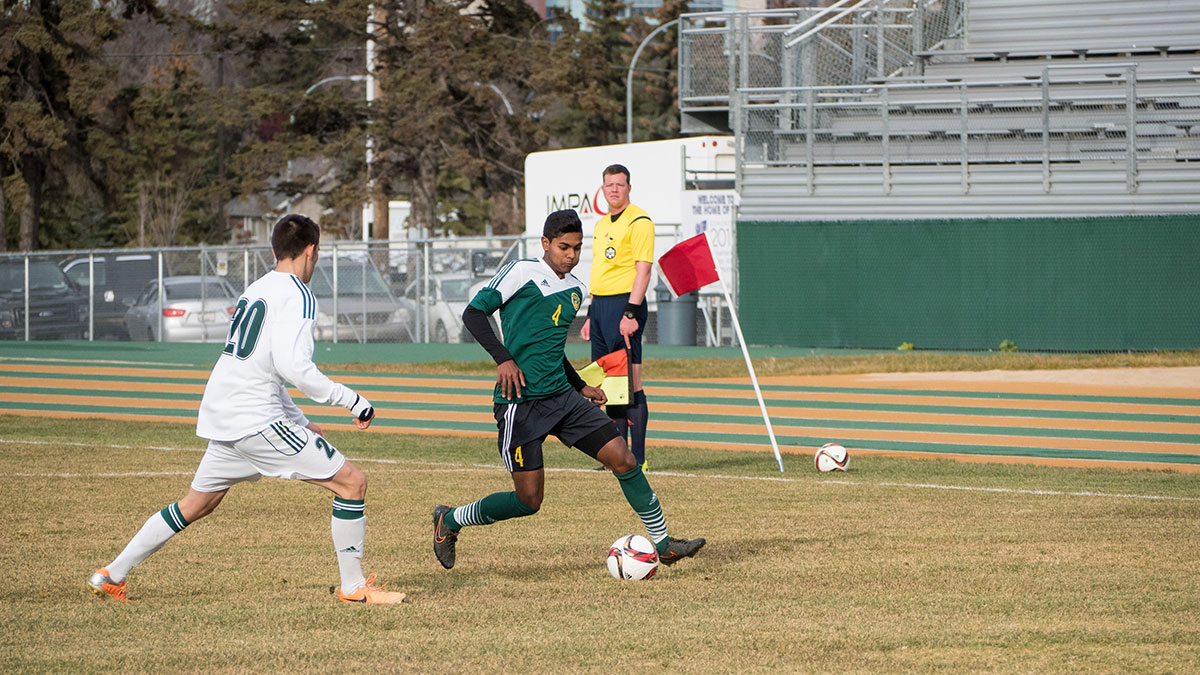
xmin=224 ymin=298 xmax=267 ymax=359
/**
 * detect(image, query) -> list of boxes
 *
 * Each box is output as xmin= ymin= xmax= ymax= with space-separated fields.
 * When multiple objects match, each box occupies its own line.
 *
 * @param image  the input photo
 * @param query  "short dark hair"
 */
xmin=543 ymin=209 xmax=582 ymax=240
xmin=602 ymin=164 xmax=630 ymax=184
xmin=271 ymin=214 xmax=320 ymax=261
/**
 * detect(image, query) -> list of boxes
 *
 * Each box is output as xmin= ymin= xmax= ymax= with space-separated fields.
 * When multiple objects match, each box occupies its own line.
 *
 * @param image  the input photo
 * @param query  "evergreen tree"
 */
xmin=122 ymin=53 xmax=224 ymax=246
xmin=217 ymin=0 xmax=373 ymax=237
xmin=0 ymin=0 xmax=158 ymax=251
xmin=545 ymin=0 xmax=630 ymax=148
xmin=629 ymin=0 xmax=686 ymax=141
xmin=0 ymin=0 xmax=658 ymax=249
xmin=369 ymin=0 xmax=561 ymax=236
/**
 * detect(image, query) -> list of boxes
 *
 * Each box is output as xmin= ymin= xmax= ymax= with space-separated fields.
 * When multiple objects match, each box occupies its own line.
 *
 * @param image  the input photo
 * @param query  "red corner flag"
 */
xmin=657 ymin=233 xmax=720 ymax=296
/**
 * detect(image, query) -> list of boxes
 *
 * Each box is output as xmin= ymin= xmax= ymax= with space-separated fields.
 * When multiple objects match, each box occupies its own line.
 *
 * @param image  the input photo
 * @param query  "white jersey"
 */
xmin=196 ymin=270 xmax=371 ymax=441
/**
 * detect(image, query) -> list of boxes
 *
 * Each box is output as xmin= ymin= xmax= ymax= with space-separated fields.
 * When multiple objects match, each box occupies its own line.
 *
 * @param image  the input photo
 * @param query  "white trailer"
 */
xmin=523 ymin=136 xmax=735 ymax=309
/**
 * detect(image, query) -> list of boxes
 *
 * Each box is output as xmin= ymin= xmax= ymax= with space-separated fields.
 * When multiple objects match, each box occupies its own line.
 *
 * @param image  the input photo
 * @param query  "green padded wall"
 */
xmin=737 ymin=215 xmax=1200 ymax=351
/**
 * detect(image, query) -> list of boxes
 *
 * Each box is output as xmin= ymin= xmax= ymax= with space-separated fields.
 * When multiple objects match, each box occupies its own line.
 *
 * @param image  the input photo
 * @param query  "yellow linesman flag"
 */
xmin=577 ymin=348 xmax=631 ymax=406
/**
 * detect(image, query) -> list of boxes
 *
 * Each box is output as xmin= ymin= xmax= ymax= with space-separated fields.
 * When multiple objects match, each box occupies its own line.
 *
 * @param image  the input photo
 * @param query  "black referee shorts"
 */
xmin=493 ymin=389 xmax=620 ymax=472
xmin=588 ymin=293 xmax=647 ymax=364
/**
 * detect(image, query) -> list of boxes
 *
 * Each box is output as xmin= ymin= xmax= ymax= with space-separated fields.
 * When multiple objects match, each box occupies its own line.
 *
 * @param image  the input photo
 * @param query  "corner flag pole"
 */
xmin=716 ymin=276 xmax=785 ymax=473
xmin=657 ymin=231 xmax=784 ymax=472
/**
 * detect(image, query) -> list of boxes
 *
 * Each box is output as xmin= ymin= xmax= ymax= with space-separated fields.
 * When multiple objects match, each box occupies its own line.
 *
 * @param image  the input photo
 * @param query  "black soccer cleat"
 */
xmin=658 ymin=537 xmax=706 ymax=565
xmin=432 ymin=505 xmax=459 ymax=570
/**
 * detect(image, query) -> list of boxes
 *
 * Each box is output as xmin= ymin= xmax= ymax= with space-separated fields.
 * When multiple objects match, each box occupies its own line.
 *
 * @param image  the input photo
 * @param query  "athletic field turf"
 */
xmin=1 ymin=343 xmax=1198 ymax=671
xmin=1 ymin=416 xmax=1197 ymax=672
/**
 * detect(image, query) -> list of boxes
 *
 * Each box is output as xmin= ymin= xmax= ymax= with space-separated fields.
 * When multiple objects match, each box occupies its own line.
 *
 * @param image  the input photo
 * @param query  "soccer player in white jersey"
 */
xmin=431 ymin=209 xmax=705 ymax=570
xmin=87 ymin=214 xmax=405 ymax=605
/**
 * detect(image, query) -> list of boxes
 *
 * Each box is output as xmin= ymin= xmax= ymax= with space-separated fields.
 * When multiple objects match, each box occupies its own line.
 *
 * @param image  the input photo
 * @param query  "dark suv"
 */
xmin=0 ymin=260 xmax=88 ymax=340
xmin=60 ymin=254 xmax=158 ymax=339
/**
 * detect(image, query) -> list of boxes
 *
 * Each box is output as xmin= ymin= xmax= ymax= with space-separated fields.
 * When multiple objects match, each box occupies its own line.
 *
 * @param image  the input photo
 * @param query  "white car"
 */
xmin=124 ymin=276 xmax=238 ymax=342
xmin=308 ymin=258 xmax=416 ymax=343
xmin=406 ymin=274 xmax=477 ymax=343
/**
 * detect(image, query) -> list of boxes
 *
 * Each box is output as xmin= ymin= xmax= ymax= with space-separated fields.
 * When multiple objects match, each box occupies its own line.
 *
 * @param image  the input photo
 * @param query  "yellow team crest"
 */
xmin=571 ymin=292 xmax=581 ymax=310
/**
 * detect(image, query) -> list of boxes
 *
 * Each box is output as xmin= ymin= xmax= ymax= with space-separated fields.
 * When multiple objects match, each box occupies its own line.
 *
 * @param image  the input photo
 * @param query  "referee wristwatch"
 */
xmin=623 ymin=302 xmax=639 ymax=320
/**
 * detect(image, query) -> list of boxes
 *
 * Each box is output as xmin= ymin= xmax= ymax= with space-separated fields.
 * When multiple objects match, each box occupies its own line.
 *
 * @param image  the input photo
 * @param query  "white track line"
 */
xmin=1 ymin=437 xmax=1196 ymax=502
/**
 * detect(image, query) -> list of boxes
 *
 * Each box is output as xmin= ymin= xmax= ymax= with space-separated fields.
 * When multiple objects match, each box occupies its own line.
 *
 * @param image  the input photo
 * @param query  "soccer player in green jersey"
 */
xmin=432 ymin=209 xmax=704 ymax=570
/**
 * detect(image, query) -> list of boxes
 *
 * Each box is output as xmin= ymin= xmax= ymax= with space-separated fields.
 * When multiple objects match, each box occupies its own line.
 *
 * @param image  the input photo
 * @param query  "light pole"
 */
xmin=304 ymin=75 xmax=368 ymax=98
xmin=626 ymin=18 xmax=679 ymax=144
xmin=474 ymin=81 xmax=514 ymax=116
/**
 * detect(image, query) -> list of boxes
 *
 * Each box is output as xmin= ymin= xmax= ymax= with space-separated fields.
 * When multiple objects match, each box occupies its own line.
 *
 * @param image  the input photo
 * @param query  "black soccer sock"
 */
xmin=627 ymin=390 xmax=648 ymax=465
xmin=606 ymin=404 xmax=629 ymax=442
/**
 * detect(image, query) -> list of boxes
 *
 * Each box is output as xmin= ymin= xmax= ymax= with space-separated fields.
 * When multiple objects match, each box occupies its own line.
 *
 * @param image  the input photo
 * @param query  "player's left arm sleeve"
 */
xmin=630 ymin=216 xmax=655 ymax=262
xmin=563 ymin=356 xmax=586 ymax=392
xmin=463 ymin=304 xmax=513 ymax=365
xmin=271 ymin=316 xmax=373 ymax=420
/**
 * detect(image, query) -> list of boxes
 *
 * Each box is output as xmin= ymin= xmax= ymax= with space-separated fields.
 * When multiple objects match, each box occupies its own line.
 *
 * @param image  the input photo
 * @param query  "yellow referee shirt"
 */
xmin=591 ymin=203 xmax=655 ymax=296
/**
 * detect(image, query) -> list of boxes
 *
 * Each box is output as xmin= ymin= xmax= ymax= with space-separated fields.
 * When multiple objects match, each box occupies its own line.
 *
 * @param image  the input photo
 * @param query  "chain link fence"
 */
xmin=680 ymin=0 xmax=965 ymax=131
xmin=680 ymin=6 xmax=825 ymax=105
xmin=681 ymin=4 xmax=827 ymax=132
xmin=0 ymin=237 xmax=526 ymax=345
xmin=781 ymin=0 xmax=964 ymax=88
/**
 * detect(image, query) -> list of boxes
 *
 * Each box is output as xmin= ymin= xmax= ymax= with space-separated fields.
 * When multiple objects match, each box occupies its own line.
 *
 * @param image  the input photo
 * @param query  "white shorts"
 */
xmin=191 ymin=419 xmax=347 ymax=493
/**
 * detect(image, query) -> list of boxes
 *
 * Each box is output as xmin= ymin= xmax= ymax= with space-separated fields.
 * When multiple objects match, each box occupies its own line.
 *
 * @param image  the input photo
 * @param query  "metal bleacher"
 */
xmin=680 ymin=0 xmax=1200 ymax=219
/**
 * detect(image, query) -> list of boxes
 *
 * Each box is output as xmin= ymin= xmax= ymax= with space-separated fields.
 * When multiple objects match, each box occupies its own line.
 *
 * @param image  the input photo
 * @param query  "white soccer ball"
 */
xmin=814 ymin=442 xmax=850 ymax=472
xmin=606 ymin=534 xmax=659 ymax=580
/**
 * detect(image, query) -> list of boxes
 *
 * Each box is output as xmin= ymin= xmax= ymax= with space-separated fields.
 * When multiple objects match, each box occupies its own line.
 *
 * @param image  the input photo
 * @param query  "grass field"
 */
xmin=2 ymin=414 xmax=1197 ymax=673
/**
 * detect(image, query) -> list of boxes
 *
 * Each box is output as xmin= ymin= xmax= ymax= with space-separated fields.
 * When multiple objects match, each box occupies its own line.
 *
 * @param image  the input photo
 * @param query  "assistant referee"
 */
xmin=580 ymin=164 xmax=652 ymax=470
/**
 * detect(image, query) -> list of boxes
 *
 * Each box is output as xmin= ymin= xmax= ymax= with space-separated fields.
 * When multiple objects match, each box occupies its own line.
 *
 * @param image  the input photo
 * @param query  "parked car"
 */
xmin=60 ymin=253 xmax=158 ymax=340
xmin=124 ymin=276 xmax=238 ymax=342
xmin=308 ymin=258 xmax=417 ymax=343
xmin=405 ymin=274 xmax=477 ymax=343
xmin=0 ymin=260 xmax=88 ymax=340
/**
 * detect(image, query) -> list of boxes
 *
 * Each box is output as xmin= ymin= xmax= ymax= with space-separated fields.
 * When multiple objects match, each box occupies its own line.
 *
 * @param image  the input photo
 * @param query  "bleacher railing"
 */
xmin=680 ymin=7 xmax=828 ymax=111
xmin=680 ymin=0 xmax=964 ymax=126
xmin=734 ymin=66 xmax=1200 ymax=193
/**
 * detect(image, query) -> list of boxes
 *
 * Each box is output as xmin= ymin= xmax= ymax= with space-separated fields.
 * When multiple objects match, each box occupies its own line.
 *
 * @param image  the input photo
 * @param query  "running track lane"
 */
xmin=0 ymin=360 xmax=1197 ymax=472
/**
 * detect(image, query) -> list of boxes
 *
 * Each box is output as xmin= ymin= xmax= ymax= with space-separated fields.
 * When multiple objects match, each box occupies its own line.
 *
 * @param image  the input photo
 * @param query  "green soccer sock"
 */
xmin=614 ymin=465 xmax=668 ymax=551
xmin=447 ymin=491 xmax=537 ymax=529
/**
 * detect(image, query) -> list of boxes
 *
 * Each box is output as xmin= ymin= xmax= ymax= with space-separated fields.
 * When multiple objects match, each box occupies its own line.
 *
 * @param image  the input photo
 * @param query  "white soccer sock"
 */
xmin=331 ymin=498 xmax=366 ymax=593
xmin=107 ymin=503 xmax=189 ymax=582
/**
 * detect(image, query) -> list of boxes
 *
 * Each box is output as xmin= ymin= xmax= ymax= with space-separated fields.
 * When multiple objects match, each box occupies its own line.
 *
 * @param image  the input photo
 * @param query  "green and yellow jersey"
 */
xmin=469 ymin=258 xmax=587 ymax=404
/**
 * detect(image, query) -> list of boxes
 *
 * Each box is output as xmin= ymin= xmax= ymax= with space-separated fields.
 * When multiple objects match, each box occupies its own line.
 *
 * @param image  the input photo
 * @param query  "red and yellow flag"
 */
xmin=577 ymin=348 xmax=631 ymax=405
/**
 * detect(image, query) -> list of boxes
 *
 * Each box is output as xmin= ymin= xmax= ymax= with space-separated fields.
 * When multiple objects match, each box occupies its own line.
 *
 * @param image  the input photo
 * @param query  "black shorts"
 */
xmin=493 ymin=389 xmax=620 ymax=472
xmin=589 ymin=293 xmax=646 ymax=364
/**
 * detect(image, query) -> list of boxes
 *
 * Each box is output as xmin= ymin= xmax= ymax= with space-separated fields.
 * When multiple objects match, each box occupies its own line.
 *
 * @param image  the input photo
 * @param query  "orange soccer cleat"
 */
xmin=86 ymin=568 xmax=128 ymax=602
xmin=337 ymin=573 xmax=406 ymax=605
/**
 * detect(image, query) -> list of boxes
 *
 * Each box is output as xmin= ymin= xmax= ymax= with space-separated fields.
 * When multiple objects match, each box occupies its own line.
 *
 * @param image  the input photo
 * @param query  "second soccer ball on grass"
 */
xmin=606 ymin=534 xmax=659 ymax=580
xmin=814 ymin=443 xmax=850 ymax=472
